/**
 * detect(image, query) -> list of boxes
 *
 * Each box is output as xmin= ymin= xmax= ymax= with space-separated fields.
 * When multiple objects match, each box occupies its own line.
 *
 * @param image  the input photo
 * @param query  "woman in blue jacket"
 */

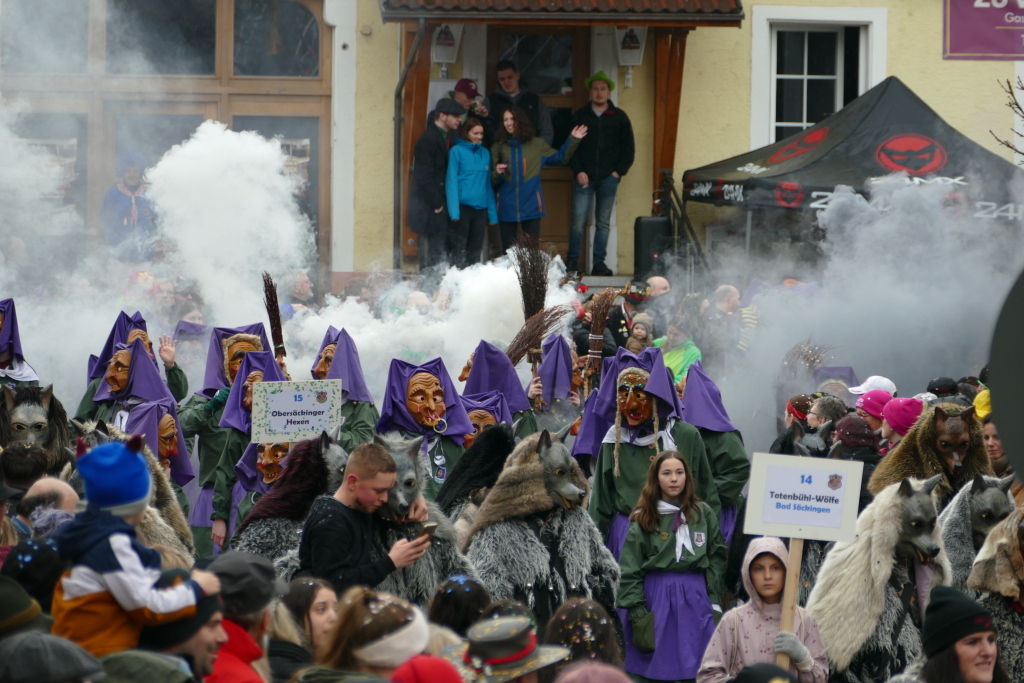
xmin=446 ymin=117 xmax=498 ymax=268
xmin=491 ymin=106 xmax=587 ymax=251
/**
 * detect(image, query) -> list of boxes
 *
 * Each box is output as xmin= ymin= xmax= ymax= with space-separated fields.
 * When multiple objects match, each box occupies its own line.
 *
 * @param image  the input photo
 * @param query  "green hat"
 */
xmin=585 ymin=70 xmax=616 ymax=92
xmin=442 ymin=616 xmax=568 ymax=683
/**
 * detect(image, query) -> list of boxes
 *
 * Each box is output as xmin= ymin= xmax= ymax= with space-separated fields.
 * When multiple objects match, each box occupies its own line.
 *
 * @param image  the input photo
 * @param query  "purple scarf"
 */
xmin=90 ymin=311 xmax=147 ymax=381
xmin=463 ymin=340 xmax=531 ymax=414
xmin=219 ymin=351 xmax=288 ymax=434
xmin=680 ymin=361 xmax=737 ymax=433
xmin=235 ymin=443 xmax=275 ymax=496
xmin=375 ymin=357 xmax=472 ymax=445
xmin=537 ymin=334 xmax=574 ymax=406
xmin=312 ymin=327 xmax=374 ymax=403
xmin=461 ymin=391 xmax=514 ymax=425
xmin=198 ymin=323 xmax=271 ymax=398
xmin=94 ymin=337 xmax=174 ymax=404
xmin=124 ymin=397 xmax=195 ymax=486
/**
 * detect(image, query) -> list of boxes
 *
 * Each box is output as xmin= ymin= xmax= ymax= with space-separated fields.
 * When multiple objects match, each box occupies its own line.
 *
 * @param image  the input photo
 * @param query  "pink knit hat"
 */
xmin=855 ymin=389 xmax=892 ymax=419
xmin=882 ymin=397 xmax=924 ymax=436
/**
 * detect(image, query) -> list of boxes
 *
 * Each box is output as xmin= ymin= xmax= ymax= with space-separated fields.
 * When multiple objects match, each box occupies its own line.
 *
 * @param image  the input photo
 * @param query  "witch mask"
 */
xmin=105 ymin=349 xmax=132 ymax=394
xmin=126 ymin=329 xmax=155 ymax=361
xmin=242 ymin=370 xmax=265 ymax=411
xmin=463 ymin=408 xmax=497 ymax=448
xmin=617 ymin=369 xmax=653 ymax=427
xmin=157 ymin=413 xmax=179 ymax=467
xmin=222 ymin=333 xmax=264 ymax=384
xmin=256 ymin=442 xmax=290 ymax=483
xmin=313 ymin=343 xmax=337 ymax=379
xmin=406 ymin=371 xmax=446 ymax=430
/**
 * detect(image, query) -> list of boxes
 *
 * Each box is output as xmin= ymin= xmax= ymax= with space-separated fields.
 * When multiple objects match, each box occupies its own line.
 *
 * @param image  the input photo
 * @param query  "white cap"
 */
xmin=849 ymin=375 xmax=897 ymax=395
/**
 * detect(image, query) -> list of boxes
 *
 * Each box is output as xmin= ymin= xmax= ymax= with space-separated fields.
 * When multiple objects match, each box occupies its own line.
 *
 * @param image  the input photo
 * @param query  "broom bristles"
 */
xmin=262 ymin=271 xmax=287 ymax=358
xmin=510 ymin=234 xmax=550 ymax=321
xmin=505 ymin=304 xmax=573 ymax=367
xmin=585 ymin=288 xmax=618 ymax=372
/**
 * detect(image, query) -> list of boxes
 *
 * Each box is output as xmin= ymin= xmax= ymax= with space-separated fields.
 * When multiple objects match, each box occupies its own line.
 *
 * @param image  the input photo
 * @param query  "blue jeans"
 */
xmin=569 ymin=174 xmax=619 ymax=264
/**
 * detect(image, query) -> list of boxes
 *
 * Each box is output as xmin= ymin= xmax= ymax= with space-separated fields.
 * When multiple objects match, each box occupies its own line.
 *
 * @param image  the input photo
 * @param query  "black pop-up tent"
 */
xmin=682 ymin=76 xmax=1024 ymax=220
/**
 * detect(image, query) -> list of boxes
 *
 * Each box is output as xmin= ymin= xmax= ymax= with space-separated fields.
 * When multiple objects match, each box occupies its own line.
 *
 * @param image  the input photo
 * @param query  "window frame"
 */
xmin=750 ymin=5 xmax=887 ymax=150
xmin=770 ymin=25 xmax=846 ymax=143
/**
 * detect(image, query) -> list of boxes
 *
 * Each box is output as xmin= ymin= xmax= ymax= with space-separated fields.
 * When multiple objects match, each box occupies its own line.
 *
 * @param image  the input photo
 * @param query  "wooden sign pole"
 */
xmin=776 ymin=537 xmax=804 ymax=670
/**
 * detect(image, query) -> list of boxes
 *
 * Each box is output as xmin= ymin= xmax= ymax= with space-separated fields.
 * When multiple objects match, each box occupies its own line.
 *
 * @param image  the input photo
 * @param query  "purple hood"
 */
xmin=376 ymin=357 xmax=472 ymax=444
xmin=680 ymin=361 xmax=737 ymax=433
xmin=312 ymin=327 xmax=374 ymax=403
xmin=124 ymin=397 xmax=194 ymax=486
xmin=198 ymin=323 xmax=271 ymax=398
xmin=463 ymin=340 xmax=531 ymax=414
xmin=94 ymin=337 xmax=174 ymax=404
xmin=219 ymin=350 xmax=287 ymax=434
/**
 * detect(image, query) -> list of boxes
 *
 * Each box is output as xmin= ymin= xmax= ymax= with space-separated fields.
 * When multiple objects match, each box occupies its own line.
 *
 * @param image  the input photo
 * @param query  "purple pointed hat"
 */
xmin=463 ymin=340 xmax=531 ymax=414
xmin=199 ymin=323 xmax=271 ymax=398
xmin=235 ymin=442 xmax=277 ymax=497
xmin=0 ymin=298 xmax=26 ymax=362
xmin=173 ymin=320 xmax=210 ymax=343
xmin=313 ymin=327 xmax=374 ymax=403
xmin=124 ymin=397 xmax=195 ymax=486
xmin=376 ymin=357 xmax=473 ymax=445
xmin=90 ymin=311 xmax=147 ymax=381
xmin=537 ymin=334 xmax=574 ymax=405
xmin=219 ymin=350 xmax=287 ymax=434
xmin=94 ymin=337 xmax=174 ymax=404
xmin=680 ymin=361 xmax=736 ymax=433
xmin=461 ymin=391 xmax=513 ymax=426
xmin=570 ymin=347 xmax=682 ymax=460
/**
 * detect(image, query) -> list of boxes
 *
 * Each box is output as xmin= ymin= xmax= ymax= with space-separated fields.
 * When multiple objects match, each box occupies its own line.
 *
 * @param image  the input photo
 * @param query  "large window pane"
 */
xmin=807 ymin=32 xmax=838 ymax=76
xmin=775 ymin=126 xmax=804 ymax=142
xmin=776 ymin=79 xmax=803 ymax=124
xmin=107 ymin=0 xmax=216 ymax=75
xmin=1 ymin=0 xmax=88 ymax=74
xmin=234 ymin=0 xmax=321 ymax=77
xmin=806 ymin=79 xmax=836 ymax=123
xmin=776 ymin=31 xmax=804 ymax=76
xmin=499 ymin=34 xmax=574 ymax=95
xmin=115 ymin=114 xmax=205 ymax=173
xmin=13 ymin=113 xmax=88 ymax=222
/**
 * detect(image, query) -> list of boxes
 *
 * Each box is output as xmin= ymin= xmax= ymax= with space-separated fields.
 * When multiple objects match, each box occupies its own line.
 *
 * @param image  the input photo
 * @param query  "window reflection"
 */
xmin=1 ymin=0 xmax=88 ymax=74
xmin=106 ymin=0 xmax=216 ymax=75
xmin=499 ymin=34 xmax=573 ymax=96
xmin=234 ymin=0 xmax=321 ymax=77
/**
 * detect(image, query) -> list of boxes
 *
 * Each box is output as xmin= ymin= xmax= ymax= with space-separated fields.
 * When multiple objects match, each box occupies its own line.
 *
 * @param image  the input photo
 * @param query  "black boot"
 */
xmin=591 ymin=262 xmax=612 ymax=276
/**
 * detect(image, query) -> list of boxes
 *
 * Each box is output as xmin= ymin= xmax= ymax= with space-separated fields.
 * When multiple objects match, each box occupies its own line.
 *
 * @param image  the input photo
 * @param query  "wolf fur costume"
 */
xmin=369 ymin=431 xmax=477 ymax=606
xmin=233 ymin=431 xmax=348 ymax=561
xmin=967 ymin=507 xmax=1024 ymax=682
xmin=936 ymin=473 xmax=1014 ymax=595
xmin=62 ymin=420 xmax=194 ymax=557
xmin=1 ymin=384 xmax=72 ymax=475
xmin=807 ymin=477 xmax=950 ymax=683
xmin=464 ymin=430 xmax=620 ymax=628
xmin=869 ymin=403 xmax=991 ymax=511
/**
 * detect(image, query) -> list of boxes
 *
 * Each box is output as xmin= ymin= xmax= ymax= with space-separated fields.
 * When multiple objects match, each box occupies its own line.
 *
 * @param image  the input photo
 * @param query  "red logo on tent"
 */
xmin=767 ymin=127 xmax=829 ymax=165
xmin=875 ymin=134 xmax=948 ymax=175
xmin=774 ymin=182 xmax=805 ymax=208
xmin=942 ymin=192 xmax=967 ymax=218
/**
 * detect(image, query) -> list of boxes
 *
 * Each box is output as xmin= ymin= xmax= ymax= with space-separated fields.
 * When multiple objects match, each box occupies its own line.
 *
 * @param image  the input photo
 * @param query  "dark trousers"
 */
xmin=499 ymin=218 xmax=542 ymax=252
xmin=418 ymin=210 xmax=449 ymax=270
xmin=447 ymin=205 xmax=488 ymax=268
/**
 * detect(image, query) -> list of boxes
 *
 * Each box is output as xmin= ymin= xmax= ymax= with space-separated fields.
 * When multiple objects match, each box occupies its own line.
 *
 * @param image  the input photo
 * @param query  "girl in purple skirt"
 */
xmin=617 ymin=450 xmax=727 ymax=683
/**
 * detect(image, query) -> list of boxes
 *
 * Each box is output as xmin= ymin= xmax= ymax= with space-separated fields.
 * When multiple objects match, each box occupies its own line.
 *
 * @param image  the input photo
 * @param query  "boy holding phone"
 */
xmin=298 ymin=442 xmax=431 ymax=594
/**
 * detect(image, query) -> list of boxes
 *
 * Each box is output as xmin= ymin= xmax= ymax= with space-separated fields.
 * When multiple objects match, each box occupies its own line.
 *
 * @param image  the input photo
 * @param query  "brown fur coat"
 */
xmin=869 ymin=403 xmax=991 ymax=508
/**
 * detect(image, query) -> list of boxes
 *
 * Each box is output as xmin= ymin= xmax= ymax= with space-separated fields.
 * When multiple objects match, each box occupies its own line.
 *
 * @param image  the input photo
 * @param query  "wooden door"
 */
xmin=487 ymin=27 xmax=590 ymax=259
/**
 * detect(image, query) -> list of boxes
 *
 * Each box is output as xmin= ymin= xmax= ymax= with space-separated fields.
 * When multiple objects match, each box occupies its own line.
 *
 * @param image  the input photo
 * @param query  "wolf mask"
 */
xmin=939 ymin=473 xmax=1015 ymax=594
xmin=373 ymin=432 xmax=426 ymax=522
xmin=1 ymin=384 xmax=71 ymax=475
xmin=893 ymin=474 xmax=943 ymax=566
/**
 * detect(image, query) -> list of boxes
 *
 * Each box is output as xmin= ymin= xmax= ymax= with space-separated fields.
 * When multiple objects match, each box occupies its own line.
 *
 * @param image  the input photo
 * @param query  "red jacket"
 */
xmin=207 ymin=618 xmax=264 ymax=683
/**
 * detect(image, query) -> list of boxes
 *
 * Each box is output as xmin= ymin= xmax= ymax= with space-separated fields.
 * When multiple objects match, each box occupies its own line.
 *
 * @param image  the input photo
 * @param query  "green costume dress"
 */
xmin=590 ymin=420 xmax=719 ymax=539
xmin=696 ymin=428 xmax=749 ymax=509
xmin=177 ymin=392 xmax=231 ymax=558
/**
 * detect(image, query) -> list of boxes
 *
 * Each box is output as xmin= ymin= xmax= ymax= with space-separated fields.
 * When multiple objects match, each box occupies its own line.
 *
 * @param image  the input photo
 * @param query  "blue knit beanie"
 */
xmin=77 ymin=435 xmax=151 ymax=516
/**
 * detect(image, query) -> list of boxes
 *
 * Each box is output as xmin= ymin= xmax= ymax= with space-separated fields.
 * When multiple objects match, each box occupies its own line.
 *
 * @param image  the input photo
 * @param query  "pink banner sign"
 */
xmin=945 ymin=0 xmax=1024 ymax=60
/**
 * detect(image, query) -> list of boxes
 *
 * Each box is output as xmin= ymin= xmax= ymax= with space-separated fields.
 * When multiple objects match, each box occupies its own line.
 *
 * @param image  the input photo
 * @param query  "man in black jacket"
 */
xmin=568 ymin=71 xmax=635 ymax=276
xmin=297 ymin=442 xmax=429 ymax=594
xmin=489 ymin=60 xmax=554 ymax=145
xmin=408 ymin=98 xmax=464 ymax=270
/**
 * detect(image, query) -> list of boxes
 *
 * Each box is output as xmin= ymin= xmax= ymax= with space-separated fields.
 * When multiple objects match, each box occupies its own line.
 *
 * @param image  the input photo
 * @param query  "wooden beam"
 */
xmin=653 ymin=28 xmax=687 ymax=192
xmin=400 ymin=23 xmax=434 ymax=261
xmin=653 ymin=28 xmax=671 ymax=192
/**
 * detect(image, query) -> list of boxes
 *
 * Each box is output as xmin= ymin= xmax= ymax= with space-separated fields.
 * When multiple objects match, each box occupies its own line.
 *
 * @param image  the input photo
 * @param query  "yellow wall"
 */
xmin=352 ymin=0 xmax=401 ymax=269
xmin=349 ymin=0 xmax=1015 ymax=273
xmin=674 ymin=0 xmax=1017 ymax=233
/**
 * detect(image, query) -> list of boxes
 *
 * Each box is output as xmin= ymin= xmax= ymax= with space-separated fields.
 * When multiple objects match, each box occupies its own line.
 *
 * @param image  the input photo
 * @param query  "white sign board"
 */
xmin=743 ymin=452 xmax=863 ymax=543
xmin=250 ymin=380 xmax=343 ymax=443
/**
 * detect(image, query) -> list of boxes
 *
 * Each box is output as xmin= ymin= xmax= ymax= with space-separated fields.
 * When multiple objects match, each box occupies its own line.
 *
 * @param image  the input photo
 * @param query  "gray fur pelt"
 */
xmin=233 ymin=517 xmax=303 ymax=563
xmin=937 ymin=475 xmax=1010 ymax=595
xmin=468 ymin=505 xmax=619 ymax=617
xmin=808 ymin=479 xmax=950 ymax=682
xmin=885 ymin=660 xmax=924 ymax=683
xmin=372 ymin=505 xmax=477 ymax=608
xmin=980 ymin=592 xmax=1024 ymax=681
xmin=796 ymin=539 xmax=833 ymax=607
